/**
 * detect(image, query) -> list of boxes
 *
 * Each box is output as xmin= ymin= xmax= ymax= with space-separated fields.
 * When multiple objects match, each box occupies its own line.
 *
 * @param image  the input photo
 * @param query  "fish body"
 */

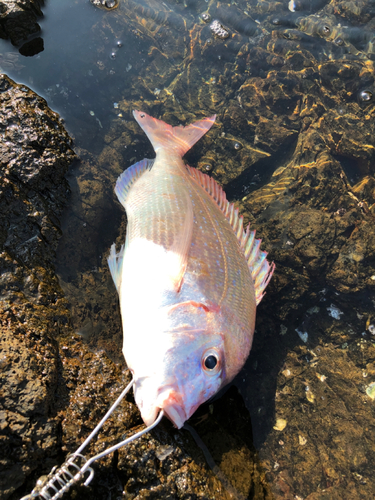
xmin=108 ymin=111 xmax=274 ymax=428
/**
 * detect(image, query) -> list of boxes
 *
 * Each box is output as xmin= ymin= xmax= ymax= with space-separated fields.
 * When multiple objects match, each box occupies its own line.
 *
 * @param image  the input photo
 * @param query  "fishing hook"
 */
xmin=20 ymin=378 xmax=164 ymax=500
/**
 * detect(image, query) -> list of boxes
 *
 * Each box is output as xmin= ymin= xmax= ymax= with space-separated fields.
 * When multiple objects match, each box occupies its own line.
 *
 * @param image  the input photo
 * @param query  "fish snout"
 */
xmin=134 ymin=379 xmax=188 ymax=428
xmin=159 ymin=390 xmax=188 ymax=429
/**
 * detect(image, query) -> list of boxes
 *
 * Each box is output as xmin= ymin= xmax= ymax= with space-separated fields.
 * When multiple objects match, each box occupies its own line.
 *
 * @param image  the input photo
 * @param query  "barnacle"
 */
xmin=210 ymin=20 xmax=230 ymax=40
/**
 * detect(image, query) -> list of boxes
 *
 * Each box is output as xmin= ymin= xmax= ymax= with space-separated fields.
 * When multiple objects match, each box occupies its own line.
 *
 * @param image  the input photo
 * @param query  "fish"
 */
xmin=108 ymin=110 xmax=274 ymax=429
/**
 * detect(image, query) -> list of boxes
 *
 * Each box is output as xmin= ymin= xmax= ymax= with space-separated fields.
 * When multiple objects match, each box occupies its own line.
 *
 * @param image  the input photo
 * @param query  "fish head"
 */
xmin=131 ymin=300 xmax=226 ymax=429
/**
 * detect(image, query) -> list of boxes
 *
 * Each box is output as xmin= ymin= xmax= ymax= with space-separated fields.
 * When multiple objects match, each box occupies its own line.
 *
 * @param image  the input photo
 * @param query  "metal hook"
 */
xmin=20 ymin=377 xmax=164 ymax=500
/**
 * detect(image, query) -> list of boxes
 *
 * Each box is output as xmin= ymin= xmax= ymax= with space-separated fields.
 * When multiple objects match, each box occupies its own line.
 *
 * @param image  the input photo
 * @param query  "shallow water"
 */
xmin=2 ymin=0 xmax=375 ymax=498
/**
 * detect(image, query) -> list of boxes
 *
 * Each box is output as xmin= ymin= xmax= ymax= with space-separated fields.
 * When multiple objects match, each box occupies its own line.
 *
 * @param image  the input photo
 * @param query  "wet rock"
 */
xmin=250 ymin=320 xmax=375 ymax=500
xmin=90 ymin=0 xmax=120 ymax=10
xmin=352 ymin=176 xmax=375 ymax=209
xmin=18 ymin=36 xmax=44 ymax=57
xmin=0 ymin=0 xmax=44 ymax=46
xmin=0 ymin=74 xmax=75 ymax=270
xmin=0 ymin=74 xmax=75 ymax=499
xmin=55 ymin=146 xmax=125 ymax=363
xmin=235 ymin=135 xmax=375 ymax=498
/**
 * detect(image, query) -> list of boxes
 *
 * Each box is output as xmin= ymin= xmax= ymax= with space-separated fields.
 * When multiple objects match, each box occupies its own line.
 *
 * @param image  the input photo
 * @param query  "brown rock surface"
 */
xmin=0 ymin=73 xmax=74 ymax=498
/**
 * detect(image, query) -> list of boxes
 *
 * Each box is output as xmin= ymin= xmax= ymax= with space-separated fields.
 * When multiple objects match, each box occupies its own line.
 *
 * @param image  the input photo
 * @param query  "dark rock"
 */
xmin=0 ymin=74 xmax=75 ymax=499
xmin=0 ymin=0 xmax=44 ymax=46
xmin=19 ymin=36 xmax=44 ymax=56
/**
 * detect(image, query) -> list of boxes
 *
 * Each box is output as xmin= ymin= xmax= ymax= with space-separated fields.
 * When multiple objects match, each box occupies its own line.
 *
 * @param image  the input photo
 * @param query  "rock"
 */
xmin=0 ymin=74 xmax=75 ymax=499
xmin=0 ymin=0 xmax=44 ymax=46
xmin=18 ymin=36 xmax=44 ymax=57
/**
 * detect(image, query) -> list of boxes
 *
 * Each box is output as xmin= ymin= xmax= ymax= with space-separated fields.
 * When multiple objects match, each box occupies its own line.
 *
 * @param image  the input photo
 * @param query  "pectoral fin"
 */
xmin=108 ymin=243 xmax=125 ymax=293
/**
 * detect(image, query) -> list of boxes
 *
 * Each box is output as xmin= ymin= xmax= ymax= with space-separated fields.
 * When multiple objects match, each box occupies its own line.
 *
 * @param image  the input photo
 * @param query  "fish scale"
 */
xmin=108 ymin=110 xmax=274 ymax=429
xmin=126 ymin=158 xmax=189 ymax=250
xmin=181 ymin=167 xmax=254 ymax=317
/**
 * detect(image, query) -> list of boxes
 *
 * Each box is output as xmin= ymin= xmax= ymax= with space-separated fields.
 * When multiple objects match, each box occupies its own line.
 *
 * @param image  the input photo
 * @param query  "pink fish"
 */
xmin=108 ymin=111 xmax=274 ymax=429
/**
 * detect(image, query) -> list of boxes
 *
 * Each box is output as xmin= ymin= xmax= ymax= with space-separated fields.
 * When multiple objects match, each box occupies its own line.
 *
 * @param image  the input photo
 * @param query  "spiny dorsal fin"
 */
xmin=186 ymin=165 xmax=275 ymax=305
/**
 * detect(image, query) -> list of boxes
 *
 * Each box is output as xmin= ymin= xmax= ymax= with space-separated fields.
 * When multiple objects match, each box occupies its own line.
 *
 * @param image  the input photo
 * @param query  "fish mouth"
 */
xmin=140 ymin=399 xmax=186 ymax=429
xmin=162 ymin=402 xmax=187 ymax=429
xmin=135 ymin=381 xmax=194 ymax=429
xmin=158 ymin=389 xmax=188 ymax=429
xmin=134 ymin=379 xmax=188 ymax=428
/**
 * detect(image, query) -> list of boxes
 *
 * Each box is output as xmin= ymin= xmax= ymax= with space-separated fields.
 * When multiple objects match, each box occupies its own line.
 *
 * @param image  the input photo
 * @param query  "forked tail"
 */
xmin=133 ymin=110 xmax=216 ymax=156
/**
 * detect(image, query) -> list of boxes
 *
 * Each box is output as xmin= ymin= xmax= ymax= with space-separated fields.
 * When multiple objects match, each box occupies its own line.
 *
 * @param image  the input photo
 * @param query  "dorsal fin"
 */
xmin=186 ymin=165 xmax=275 ymax=305
xmin=115 ymin=158 xmax=154 ymax=208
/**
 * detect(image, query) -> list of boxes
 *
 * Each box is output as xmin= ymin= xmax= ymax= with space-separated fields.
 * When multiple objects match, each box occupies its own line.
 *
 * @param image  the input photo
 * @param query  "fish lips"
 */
xmin=162 ymin=400 xmax=188 ymax=429
xmin=156 ymin=387 xmax=187 ymax=429
xmin=137 ymin=384 xmax=197 ymax=429
xmin=160 ymin=389 xmax=203 ymax=429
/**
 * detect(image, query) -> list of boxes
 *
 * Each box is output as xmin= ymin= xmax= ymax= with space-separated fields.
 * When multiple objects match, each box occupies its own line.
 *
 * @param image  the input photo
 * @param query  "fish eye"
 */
xmin=204 ymin=355 xmax=217 ymax=370
xmin=202 ymin=349 xmax=221 ymax=375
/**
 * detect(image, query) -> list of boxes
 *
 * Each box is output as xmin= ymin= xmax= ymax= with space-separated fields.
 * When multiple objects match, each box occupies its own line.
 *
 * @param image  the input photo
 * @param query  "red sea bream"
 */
xmin=108 ymin=111 xmax=274 ymax=429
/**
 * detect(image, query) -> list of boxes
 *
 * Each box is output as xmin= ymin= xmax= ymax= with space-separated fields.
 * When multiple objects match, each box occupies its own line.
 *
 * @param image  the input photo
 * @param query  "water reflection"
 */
xmin=2 ymin=0 xmax=375 ymax=498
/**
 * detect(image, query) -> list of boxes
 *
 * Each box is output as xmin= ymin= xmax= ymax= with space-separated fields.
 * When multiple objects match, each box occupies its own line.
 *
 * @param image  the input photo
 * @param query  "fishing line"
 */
xmin=183 ymin=423 xmax=246 ymax=500
xmin=20 ymin=378 xmax=164 ymax=500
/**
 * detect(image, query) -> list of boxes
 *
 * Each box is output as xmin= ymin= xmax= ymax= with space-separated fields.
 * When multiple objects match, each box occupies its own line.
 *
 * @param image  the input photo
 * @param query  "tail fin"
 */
xmin=133 ymin=110 xmax=216 ymax=156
